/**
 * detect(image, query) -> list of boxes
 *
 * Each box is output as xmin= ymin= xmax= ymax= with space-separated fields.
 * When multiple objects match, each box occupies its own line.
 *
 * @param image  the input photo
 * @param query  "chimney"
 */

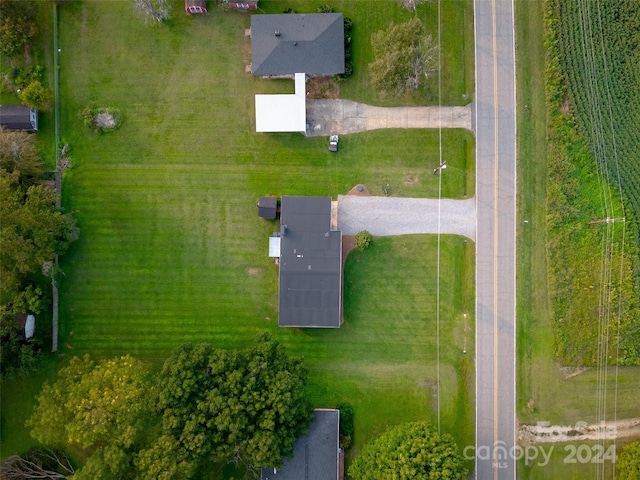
xmin=275 ymin=31 xmax=281 ymax=37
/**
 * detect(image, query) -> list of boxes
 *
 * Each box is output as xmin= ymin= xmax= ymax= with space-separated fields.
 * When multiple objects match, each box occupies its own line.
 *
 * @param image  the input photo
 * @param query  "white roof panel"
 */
xmin=255 ymin=73 xmax=306 ymax=133
xmin=269 ymin=237 xmax=281 ymax=257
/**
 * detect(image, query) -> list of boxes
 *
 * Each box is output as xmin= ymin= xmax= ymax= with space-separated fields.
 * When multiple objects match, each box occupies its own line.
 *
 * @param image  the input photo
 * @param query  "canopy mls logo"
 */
xmin=463 ymin=441 xmax=617 ymax=467
xmin=463 ymin=441 xmax=554 ymax=467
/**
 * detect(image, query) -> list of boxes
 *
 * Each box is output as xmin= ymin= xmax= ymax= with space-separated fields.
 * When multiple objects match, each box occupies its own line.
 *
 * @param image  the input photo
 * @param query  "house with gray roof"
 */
xmin=261 ymin=409 xmax=341 ymax=480
xmin=0 ymin=105 xmax=38 ymax=131
xmin=251 ymin=13 xmax=345 ymax=76
xmin=277 ymin=196 xmax=342 ymax=328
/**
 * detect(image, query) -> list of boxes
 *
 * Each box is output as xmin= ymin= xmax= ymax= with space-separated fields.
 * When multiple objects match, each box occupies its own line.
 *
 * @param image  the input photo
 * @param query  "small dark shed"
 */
xmin=257 ymin=196 xmax=278 ymax=219
xmin=185 ymin=0 xmax=207 ymax=14
xmin=0 ymin=105 xmax=38 ymax=131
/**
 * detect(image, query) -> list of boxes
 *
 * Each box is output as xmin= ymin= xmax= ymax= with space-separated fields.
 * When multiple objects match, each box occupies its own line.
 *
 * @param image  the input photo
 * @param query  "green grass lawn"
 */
xmin=1 ymin=235 xmax=476 ymax=474
xmin=1 ymin=0 xmax=476 ymax=472
xmin=515 ymin=1 xmax=640 ymax=478
xmin=518 ymin=439 xmax=640 ymax=480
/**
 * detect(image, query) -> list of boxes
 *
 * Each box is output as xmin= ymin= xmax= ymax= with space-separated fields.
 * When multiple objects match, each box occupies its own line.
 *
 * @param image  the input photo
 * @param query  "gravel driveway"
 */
xmin=337 ymin=195 xmax=476 ymax=241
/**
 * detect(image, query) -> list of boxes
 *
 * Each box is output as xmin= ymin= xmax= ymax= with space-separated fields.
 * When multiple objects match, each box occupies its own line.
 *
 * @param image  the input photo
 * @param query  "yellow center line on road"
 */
xmin=491 ymin=0 xmax=500 ymax=477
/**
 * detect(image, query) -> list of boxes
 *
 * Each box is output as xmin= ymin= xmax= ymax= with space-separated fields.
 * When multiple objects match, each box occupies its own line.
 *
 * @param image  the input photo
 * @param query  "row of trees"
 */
xmin=0 ymin=129 xmax=78 ymax=378
xmin=23 ymin=333 xmax=314 ymax=479
xmin=11 ymin=332 xmax=470 ymax=479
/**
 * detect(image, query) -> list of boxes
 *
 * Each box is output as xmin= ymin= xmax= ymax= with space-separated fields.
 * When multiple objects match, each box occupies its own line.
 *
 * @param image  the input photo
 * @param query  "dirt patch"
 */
xmin=342 ymin=235 xmax=356 ymax=269
xmin=42 ymin=261 xmax=53 ymax=276
xmin=346 ymin=184 xmax=370 ymax=196
xmin=247 ymin=268 xmax=262 ymax=277
xmin=306 ymin=76 xmax=340 ymax=99
xmin=95 ymin=113 xmax=116 ymax=128
xmin=519 ymin=418 xmax=640 ymax=445
xmin=560 ymin=365 xmax=590 ymax=380
xmin=559 ymin=96 xmax=571 ymax=114
xmin=243 ymin=37 xmax=252 ymax=72
xmin=403 ymin=174 xmax=419 ymax=186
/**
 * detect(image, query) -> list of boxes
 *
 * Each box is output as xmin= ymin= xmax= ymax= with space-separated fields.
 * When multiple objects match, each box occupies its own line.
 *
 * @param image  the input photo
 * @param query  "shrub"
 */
xmin=337 ymin=403 xmax=354 ymax=449
xmin=344 ymin=16 xmax=353 ymax=33
xmin=316 ymin=5 xmax=332 ymax=13
xmin=355 ymin=231 xmax=372 ymax=252
xmin=11 ymin=64 xmax=43 ymax=89
xmin=18 ymin=81 xmax=52 ymax=111
xmin=79 ymin=106 xmax=123 ymax=134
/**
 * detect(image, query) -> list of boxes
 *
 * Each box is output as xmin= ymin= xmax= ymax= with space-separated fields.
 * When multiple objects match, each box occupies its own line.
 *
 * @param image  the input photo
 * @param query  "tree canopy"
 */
xmin=617 ymin=441 xmax=640 ymax=480
xmin=368 ymin=17 xmax=438 ymax=97
xmin=18 ymin=80 xmax=53 ymax=111
xmin=25 ymin=335 xmax=313 ymax=478
xmin=27 ymin=354 xmax=154 ymax=450
xmin=0 ymin=0 xmax=38 ymax=58
xmin=349 ymin=422 xmax=467 ymax=480
xmin=156 ymin=333 xmax=313 ymax=472
xmin=0 ymin=128 xmax=43 ymax=186
xmin=0 ymin=169 xmax=76 ymax=300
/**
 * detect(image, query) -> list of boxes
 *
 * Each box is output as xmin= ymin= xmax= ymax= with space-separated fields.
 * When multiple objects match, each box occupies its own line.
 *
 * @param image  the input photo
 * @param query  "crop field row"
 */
xmin=555 ymin=0 xmax=640 ymax=237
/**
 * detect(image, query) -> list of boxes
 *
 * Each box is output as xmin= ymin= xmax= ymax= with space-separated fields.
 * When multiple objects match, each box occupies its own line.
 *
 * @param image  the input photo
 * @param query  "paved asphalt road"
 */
xmin=474 ymin=0 xmax=517 ymax=478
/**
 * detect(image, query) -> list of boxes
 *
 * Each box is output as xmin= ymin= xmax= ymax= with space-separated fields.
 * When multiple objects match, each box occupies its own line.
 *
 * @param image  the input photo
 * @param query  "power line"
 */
xmin=435 ymin=0 xmax=443 ymax=437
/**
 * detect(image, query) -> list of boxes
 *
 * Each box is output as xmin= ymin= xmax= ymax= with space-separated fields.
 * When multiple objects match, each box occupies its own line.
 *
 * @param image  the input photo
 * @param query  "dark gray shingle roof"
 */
xmin=278 ymin=196 xmax=342 ymax=328
xmin=251 ymin=13 xmax=345 ymax=76
xmin=261 ymin=409 xmax=340 ymax=480
xmin=0 ymin=105 xmax=37 ymax=131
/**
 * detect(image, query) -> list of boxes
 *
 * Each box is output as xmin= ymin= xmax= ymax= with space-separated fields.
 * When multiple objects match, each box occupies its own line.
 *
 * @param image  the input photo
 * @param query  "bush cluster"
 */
xmin=355 ymin=230 xmax=372 ymax=252
xmin=78 ymin=106 xmax=123 ymax=134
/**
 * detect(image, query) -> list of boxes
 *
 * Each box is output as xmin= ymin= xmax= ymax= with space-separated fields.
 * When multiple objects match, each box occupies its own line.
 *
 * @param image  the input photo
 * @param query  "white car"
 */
xmin=329 ymin=135 xmax=339 ymax=152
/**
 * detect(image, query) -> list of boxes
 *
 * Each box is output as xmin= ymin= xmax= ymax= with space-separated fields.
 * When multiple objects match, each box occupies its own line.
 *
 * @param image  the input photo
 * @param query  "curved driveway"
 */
xmin=337 ymin=195 xmax=476 ymax=241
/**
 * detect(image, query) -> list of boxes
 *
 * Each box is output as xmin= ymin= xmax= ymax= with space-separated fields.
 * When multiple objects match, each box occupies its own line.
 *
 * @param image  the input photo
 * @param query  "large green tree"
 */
xmin=18 ymin=80 xmax=53 ymax=111
xmin=349 ymin=422 xmax=467 ymax=480
xmin=27 ymin=354 xmax=154 ymax=450
xmin=0 ymin=169 xmax=76 ymax=300
xmin=156 ymin=333 xmax=313 ymax=473
xmin=368 ymin=17 xmax=438 ymax=97
xmin=617 ymin=441 xmax=640 ymax=480
xmin=0 ymin=0 xmax=38 ymax=58
xmin=0 ymin=128 xmax=43 ymax=186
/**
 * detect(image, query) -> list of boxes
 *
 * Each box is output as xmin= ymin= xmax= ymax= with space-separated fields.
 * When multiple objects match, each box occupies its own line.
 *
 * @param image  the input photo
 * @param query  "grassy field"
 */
xmin=515 ymin=1 xmax=640 ymax=478
xmin=518 ymin=438 xmax=640 ymax=480
xmin=1 ymin=0 xmax=475 ymax=472
xmin=1 ymin=235 xmax=476 ymax=473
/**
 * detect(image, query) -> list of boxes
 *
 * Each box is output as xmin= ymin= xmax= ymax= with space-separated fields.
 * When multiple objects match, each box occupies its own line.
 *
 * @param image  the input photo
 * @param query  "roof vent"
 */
xmin=293 ymin=41 xmax=297 ymax=46
xmin=275 ymin=31 xmax=281 ymax=37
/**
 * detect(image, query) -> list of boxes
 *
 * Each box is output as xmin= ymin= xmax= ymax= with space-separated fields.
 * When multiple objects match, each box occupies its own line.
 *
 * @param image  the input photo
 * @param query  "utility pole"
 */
xmin=433 ymin=160 xmax=447 ymax=175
